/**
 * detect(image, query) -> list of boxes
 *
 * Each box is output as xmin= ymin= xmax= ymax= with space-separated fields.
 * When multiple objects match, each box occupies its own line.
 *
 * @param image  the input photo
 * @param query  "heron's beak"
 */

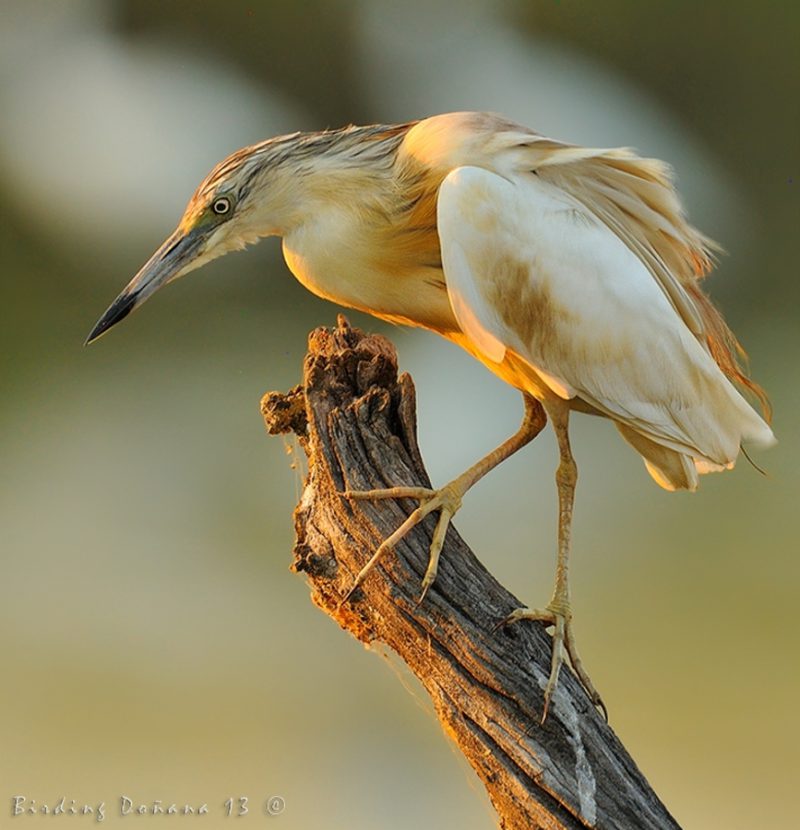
xmin=85 ymin=226 xmax=207 ymax=344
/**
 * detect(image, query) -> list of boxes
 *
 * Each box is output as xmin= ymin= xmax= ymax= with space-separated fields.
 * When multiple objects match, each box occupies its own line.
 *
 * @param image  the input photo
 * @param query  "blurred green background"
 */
xmin=1 ymin=1 xmax=797 ymax=827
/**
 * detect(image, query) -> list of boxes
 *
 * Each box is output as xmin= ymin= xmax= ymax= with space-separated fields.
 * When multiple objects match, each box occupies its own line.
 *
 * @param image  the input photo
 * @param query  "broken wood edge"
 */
xmin=261 ymin=315 xmax=681 ymax=830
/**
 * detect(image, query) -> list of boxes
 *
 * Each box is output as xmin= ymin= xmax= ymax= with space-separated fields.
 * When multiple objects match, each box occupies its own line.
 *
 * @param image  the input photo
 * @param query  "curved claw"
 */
xmin=341 ymin=483 xmax=462 ymax=605
xmin=562 ymin=618 xmax=607 ymax=720
xmin=338 ymin=582 xmax=361 ymax=608
xmin=500 ymin=604 xmax=606 ymax=722
xmin=541 ymin=614 xmax=566 ymax=722
xmin=415 ymin=506 xmax=454 ymax=606
xmin=344 ymin=502 xmax=434 ymax=599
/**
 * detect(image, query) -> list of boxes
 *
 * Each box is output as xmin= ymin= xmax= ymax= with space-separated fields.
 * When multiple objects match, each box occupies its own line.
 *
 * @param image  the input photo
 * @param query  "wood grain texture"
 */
xmin=261 ymin=316 xmax=681 ymax=830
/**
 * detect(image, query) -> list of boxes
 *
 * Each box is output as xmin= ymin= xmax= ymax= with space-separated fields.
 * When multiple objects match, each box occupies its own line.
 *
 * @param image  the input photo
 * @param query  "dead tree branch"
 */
xmin=261 ymin=316 xmax=681 ymax=830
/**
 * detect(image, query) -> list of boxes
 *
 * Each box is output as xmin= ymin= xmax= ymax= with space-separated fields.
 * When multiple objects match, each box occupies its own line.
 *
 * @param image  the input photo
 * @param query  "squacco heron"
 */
xmin=88 ymin=112 xmax=775 ymax=719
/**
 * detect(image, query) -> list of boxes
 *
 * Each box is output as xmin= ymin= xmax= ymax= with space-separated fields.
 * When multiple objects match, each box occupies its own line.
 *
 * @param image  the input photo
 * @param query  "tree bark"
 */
xmin=261 ymin=316 xmax=682 ymax=830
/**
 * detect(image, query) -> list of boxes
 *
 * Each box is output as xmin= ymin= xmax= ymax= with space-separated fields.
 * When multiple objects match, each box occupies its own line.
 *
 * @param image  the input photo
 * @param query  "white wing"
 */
xmin=437 ymin=166 xmax=774 ymax=487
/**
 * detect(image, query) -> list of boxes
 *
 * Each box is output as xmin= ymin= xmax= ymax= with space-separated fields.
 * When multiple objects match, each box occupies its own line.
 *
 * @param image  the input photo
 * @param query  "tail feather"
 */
xmin=617 ymin=381 xmax=775 ymax=492
xmin=616 ymin=423 xmax=698 ymax=491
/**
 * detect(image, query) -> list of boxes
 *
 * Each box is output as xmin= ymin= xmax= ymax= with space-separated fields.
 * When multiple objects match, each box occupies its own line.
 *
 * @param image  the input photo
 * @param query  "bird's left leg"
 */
xmin=342 ymin=394 xmax=547 ymax=604
xmin=502 ymin=401 xmax=605 ymax=722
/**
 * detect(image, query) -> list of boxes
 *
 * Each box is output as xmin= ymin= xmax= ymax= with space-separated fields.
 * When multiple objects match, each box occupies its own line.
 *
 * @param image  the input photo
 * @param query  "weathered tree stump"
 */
xmin=261 ymin=316 xmax=681 ymax=830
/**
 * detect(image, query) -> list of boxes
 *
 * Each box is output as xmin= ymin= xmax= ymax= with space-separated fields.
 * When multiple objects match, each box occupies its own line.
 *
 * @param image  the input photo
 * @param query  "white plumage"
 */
xmin=438 ymin=163 xmax=774 ymax=492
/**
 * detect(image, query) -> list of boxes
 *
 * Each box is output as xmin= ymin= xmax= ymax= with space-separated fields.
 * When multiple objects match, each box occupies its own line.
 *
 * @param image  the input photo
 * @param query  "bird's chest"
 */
xmin=282 ymin=209 xmax=456 ymax=332
xmin=282 ymin=212 xmax=370 ymax=307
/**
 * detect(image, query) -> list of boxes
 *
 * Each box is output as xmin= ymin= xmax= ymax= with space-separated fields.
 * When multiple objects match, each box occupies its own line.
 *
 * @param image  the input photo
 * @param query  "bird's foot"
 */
xmin=341 ymin=482 xmax=464 ymax=605
xmin=501 ymin=602 xmax=606 ymax=723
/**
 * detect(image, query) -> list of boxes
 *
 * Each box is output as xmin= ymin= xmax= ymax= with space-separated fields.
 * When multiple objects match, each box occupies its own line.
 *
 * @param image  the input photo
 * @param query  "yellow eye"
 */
xmin=212 ymin=196 xmax=231 ymax=215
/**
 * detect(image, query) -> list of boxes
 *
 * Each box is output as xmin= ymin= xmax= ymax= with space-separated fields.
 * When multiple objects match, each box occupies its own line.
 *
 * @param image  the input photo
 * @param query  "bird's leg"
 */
xmin=342 ymin=395 xmax=546 ymax=604
xmin=502 ymin=403 xmax=605 ymax=722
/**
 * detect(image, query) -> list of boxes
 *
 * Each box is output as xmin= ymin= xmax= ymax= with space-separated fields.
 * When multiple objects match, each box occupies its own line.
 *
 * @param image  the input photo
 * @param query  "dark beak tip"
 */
xmin=85 ymin=292 xmax=138 ymax=346
xmin=84 ymin=325 xmax=104 ymax=347
xmin=85 ymin=226 xmax=200 ymax=346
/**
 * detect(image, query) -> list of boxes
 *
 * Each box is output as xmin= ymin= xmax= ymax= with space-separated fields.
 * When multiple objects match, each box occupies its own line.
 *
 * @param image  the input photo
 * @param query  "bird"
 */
xmin=87 ymin=111 xmax=775 ymax=719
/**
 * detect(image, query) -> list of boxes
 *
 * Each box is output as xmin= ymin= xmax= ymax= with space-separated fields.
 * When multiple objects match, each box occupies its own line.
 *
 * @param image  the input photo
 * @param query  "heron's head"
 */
xmin=85 ymin=140 xmax=294 ymax=344
xmin=86 ymin=124 xmax=407 ymax=344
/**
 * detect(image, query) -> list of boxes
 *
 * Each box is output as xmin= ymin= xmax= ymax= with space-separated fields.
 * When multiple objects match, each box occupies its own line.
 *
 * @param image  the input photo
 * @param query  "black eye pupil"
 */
xmin=213 ymin=198 xmax=230 ymax=214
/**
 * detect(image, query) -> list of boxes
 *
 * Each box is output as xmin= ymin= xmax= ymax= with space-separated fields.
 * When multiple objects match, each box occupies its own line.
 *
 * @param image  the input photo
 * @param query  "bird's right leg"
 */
xmin=501 ymin=401 xmax=605 ymax=722
xmin=342 ymin=394 xmax=547 ymax=604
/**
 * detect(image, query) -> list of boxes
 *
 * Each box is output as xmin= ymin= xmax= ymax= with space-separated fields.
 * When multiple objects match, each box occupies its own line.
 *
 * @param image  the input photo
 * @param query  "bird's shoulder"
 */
xmin=396 ymin=111 xmax=537 ymax=172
